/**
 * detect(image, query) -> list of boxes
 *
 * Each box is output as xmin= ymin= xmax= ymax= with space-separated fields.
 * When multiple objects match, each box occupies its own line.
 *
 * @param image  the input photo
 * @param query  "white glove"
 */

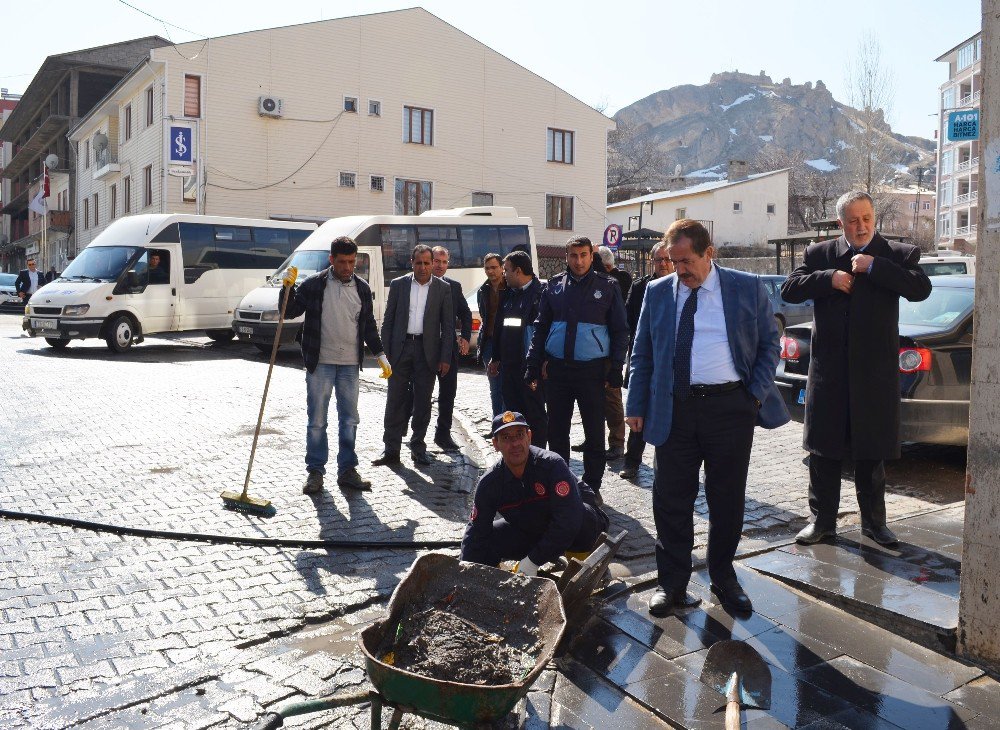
xmin=517 ymin=557 xmax=538 ymax=577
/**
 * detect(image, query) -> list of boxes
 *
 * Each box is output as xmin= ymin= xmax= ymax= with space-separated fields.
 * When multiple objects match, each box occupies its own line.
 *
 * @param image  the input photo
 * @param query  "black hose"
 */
xmin=0 ymin=508 xmax=461 ymax=549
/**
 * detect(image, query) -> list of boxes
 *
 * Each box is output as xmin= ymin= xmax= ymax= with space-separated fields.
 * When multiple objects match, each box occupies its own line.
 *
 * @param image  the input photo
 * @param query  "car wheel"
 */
xmin=45 ymin=338 xmax=69 ymax=350
xmin=774 ymin=315 xmax=785 ymax=336
xmin=105 ymin=315 xmax=135 ymax=353
xmin=206 ymin=329 xmax=236 ymax=342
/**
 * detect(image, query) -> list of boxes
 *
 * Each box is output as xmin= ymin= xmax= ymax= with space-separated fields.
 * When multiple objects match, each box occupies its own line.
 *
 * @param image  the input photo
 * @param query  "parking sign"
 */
xmin=603 ymin=224 xmax=623 ymax=252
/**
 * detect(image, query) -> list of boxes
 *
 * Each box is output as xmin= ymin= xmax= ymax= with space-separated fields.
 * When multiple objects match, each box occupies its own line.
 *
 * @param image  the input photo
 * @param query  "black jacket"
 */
xmin=493 ymin=278 xmax=544 ymax=367
xmin=280 ymin=269 xmax=383 ymax=374
xmin=443 ymin=276 xmax=473 ymax=360
xmin=476 ymin=278 xmax=506 ymax=342
xmin=15 ymin=268 xmax=43 ymax=296
xmin=622 ymin=272 xmax=656 ymax=389
xmin=609 ymin=267 xmax=633 ymax=302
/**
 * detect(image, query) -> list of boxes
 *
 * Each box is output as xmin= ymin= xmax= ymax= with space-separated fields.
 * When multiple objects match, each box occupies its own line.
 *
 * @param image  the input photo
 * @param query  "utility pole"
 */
xmin=958 ymin=0 xmax=1000 ymax=669
xmin=912 ymin=167 xmax=924 ymax=247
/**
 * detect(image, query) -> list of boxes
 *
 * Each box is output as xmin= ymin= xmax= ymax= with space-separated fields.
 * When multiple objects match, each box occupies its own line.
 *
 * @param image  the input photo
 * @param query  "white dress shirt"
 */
xmin=28 ymin=270 xmax=40 ymax=294
xmin=407 ymin=277 xmax=431 ymax=334
xmin=675 ymin=264 xmax=740 ymax=384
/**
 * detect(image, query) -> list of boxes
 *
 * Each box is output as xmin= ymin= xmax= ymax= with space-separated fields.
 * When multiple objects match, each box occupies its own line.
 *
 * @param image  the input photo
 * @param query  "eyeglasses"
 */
xmin=653 ymin=257 xmax=671 ymax=264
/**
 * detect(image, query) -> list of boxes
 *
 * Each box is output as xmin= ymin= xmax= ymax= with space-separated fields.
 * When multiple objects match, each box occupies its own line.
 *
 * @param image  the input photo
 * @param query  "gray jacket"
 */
xmin=381 ymin=273 xmax=454 ymax=368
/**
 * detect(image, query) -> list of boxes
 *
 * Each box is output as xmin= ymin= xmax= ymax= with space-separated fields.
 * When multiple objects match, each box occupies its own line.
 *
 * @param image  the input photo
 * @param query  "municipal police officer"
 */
xmin=461 ymin=411 xmax=609 ymax=575
xmin=487 ymin=250 xmax=547 ymax=447
xmin=525 ymin=236 xmax=628 ymax=497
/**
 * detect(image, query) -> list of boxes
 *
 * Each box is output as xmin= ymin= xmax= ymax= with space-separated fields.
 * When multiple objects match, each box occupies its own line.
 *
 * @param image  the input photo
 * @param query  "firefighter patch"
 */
xmin=594 ymin=290 xmax=603 ymax=299
xmin=534 ymin=482 xmax=546 ymax=496
xmin=555 ymin=481 xmax=571 ymax=497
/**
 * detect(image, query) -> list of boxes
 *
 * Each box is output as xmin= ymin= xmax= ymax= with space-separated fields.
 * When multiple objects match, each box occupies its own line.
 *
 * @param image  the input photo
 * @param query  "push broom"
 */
xmin=221 ymin=268 xmax=296 ymax=515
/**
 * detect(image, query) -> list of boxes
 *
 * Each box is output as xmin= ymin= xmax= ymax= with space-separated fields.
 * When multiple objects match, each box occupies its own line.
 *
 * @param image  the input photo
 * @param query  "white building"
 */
xmin=606 ymin=164 xmax=789 ymax=247
xmin=69 ymin=8 xmax=613 ymax=255
xmin=934 ymin=32 xmax=982 ymax=253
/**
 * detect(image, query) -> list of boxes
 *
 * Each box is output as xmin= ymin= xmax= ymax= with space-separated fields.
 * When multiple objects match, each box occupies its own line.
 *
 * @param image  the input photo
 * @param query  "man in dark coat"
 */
xmin=781 ymin=191 xmax=931 ymax=546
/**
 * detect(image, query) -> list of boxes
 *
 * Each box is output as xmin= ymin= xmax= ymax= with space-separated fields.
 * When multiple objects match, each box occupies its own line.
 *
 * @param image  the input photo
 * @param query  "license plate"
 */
xmin=797 ymin=389 xmax=806 ymax=405
xmin=237 ymin=326 xmax=254 ymax=334
xmin=32 ymin=318 xmax=58 ymax=331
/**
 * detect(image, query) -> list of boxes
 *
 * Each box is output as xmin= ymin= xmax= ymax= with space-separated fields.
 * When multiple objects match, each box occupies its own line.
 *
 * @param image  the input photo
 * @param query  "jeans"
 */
xmin=306 ymin=364 xmax=360 ymax=475
xmin=480 ymin=338 xmax=504 ymax=417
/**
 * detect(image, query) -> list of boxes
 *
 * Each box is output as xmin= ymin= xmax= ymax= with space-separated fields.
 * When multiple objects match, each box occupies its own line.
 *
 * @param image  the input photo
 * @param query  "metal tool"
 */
xmin=700 ymin=640 xmax=772 ymax=729
xmin=220 ymin=273 xmax=294 ymax=516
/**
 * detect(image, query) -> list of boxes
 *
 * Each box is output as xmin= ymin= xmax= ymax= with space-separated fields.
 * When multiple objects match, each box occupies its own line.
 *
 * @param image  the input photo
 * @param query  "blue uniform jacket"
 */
xmin=461 ymin=446 xmax=589 ymax=566
xmin=525 ymin=268 xmax=628 ymax=374
xmin=625 ymin=265 xmax=789 ymax=446
xmin=493 ymin=277 xmax=544 ymax=367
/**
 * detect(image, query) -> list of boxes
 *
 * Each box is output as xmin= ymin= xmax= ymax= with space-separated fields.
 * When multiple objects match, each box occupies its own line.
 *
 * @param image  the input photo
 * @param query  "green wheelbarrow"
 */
xmin=254 ymin=553 xmax=567 ymax=729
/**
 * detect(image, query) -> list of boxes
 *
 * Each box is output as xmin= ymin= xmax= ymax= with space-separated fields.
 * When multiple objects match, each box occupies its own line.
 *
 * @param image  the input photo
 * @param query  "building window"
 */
xmin=471 ymin=191 xmax=494 ymax=206
xmin=145 ymin=87 xmax=154 ymax=127
xmin=344 ymin=96 xmax=358 ymax=113
xmin=939 ymin=214 xmax=951 ymax=237
xmin=942 ymin=87 xmax=955 ymax=111
xmin=92 ymin=194 xmax=98 ymax=227
xmin=124 ymin=104 xmax=133 ymax=141
xmin=923 ymin=201 xmax=932 ymax=211
xmin=676 ymin=208 xmax=686 ymax=220
xmin=545 ymin=195 xmax=574 ymax=230
xmin=958 ymin=42 xmax=976 ymax=71
xmin=84 ymin=139 xmax=90 ymax=169
xmin=909 ymin=202 xmax=917 ymax=211
xmin=110 ymin=184 xmax=117 ymax=219
xmin=124 ymin=176 xmax=132 ymax=213
xmin=339 ymin=172 xmax=356 ymax=188
xmin=733 ymin=201 xmax=743 ymax=213
xmin=143 ymin=165 xmax=153 ymax=207
xmin=83 ymin=197 xmax=89 ymax=229
xmin=941 ymin=150 xmax=953 ymax=175
xmin=546 ymin=128 xmax=574 ymax=164
xmin=370 ymin=175 xmax=385 ymax=192
xmin=184 ymin=75 xmax=201 ymax=117
xmin=395 ymin=178 xmax=432 ymax=214
xmin=403 ymin=106 xmax=433 ymax=145
xmin=940 ymin=180 xmax=952 ymax=205
xmin=766 ymin=203 xmax=776 ymax=215
xmin=368 ymin=99 xmax=381 ymax=117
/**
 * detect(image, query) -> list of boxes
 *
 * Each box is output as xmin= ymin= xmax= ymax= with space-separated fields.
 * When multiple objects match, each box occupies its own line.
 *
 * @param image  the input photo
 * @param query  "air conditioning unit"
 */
xmin=258 ymin=96 xmax=283 ymax=118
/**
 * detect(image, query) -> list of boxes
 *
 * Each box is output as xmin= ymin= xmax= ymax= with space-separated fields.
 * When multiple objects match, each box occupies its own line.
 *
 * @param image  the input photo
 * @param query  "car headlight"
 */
xmin=24 ymin=305 xmax=31 ymax=315
xmin=63 ymin=304 xmax=90 ymax=316
xmin=260 ymin=309 xmax=280 ymax=322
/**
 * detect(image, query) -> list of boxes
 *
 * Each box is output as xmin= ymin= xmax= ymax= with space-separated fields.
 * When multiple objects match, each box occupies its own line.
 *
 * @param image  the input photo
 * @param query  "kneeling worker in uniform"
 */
xmin=461 ymin=411 xmax=609 ymax=576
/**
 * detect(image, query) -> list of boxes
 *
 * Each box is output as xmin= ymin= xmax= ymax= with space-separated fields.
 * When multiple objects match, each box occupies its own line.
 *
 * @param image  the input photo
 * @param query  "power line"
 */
xmin=115 ymin=0 xmax=203 ymax=36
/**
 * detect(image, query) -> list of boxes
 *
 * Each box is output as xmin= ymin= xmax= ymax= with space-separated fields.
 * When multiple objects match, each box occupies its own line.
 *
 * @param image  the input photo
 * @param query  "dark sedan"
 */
xmin=775 ymin=276 xmax=973 ymax=446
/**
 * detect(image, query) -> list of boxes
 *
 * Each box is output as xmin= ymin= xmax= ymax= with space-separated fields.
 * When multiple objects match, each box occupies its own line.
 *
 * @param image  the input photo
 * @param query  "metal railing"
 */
xmin=959 ymin=90 xmax=981 ymax=107
xmin=955 ymin=191 xmax=978 ymax=205
xmin=955 ymin=224 xmax=978 ymax=237
xmin=954 ymin=156 xmax=979 ymax=173
xmin=95 ymin=148 xmax=118 ymax=168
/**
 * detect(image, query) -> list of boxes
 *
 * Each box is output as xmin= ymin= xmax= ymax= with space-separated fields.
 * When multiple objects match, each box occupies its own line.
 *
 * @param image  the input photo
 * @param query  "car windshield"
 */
xmin=61 ymin=246 xmax=140 ymax=282
xmin=899 ymin=286 xmax=974 ymax=329
xmin=0 ymin=273 xmax=16 ymax=286
xmin=920 ymin=262 xmax=968 ymax=276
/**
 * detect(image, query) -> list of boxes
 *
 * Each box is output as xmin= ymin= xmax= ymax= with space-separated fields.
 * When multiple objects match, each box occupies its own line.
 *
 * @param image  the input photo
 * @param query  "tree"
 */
xmin=607 ymin=114 xmax=669 ymax=202
xmin=751 ymin=148 xmax=846 ymax=232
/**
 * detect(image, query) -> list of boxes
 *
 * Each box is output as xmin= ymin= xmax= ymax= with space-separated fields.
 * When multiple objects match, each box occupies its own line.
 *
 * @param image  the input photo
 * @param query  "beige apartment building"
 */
xmin=934 ymin=32 xmax=982 ymax=253
xmin=70 ymin=8 xmax=612 ymax=253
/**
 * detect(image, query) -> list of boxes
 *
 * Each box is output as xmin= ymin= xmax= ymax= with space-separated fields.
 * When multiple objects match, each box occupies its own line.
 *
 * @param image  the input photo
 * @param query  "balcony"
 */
xmin=954 ymin=156 xmax=979 ymax=174
xmin=955 ymin=191 xmax=979 ymax=206
xmin=955 ymin=224 xmax=978 ymax=237
xmin=93 ymin=149 xmax=120 ymax=180
xmin=959 ymin=90 xmax=981 ymax=107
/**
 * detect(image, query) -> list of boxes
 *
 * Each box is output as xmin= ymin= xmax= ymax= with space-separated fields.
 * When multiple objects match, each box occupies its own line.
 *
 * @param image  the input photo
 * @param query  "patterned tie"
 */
xmin=673 ymin=287 xmax=700 ymax=398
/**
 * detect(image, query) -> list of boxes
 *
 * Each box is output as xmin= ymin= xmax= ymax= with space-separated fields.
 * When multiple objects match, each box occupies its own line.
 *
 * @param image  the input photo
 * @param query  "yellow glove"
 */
xmin=282 ymin=266 xmax=298 ymax=287
xmin=377 ymin=353 xmax=392 ymax=379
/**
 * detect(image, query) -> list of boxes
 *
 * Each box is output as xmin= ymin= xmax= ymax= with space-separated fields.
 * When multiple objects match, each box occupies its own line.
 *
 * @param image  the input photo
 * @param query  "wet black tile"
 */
xmin=619 ymin=664 xmax=730 ymax=729
xmin=844 ymin=524 xmax=963 ymax=561
xmin=943 ymin=674 xmax=1000 ymax=717
xmin=798 ymin=655 xmax=974 ymax=730
xmin=699 ymin=565 xmax=815 ymax=621
xmin=897 ymin=512 xmax=965 ymax=540
xmin=840 ymin=633 xmax=981 ymax=696
xmin=674 ymin=600 xmax=780 ymax=643
xmin=571 ymin=620 xmax=685 ymax=687
xmin=601 ymin=589 xmax=718 ymax=660
xmin=798 ymin=707 xmax=907 ymax=729
xmin=553 ymin=656 xmax=675 ymax=728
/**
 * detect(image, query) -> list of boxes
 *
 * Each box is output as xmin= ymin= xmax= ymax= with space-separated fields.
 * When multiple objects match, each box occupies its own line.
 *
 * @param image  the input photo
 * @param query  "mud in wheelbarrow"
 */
xmin=254 ymin=553 xmax=566 ymax=729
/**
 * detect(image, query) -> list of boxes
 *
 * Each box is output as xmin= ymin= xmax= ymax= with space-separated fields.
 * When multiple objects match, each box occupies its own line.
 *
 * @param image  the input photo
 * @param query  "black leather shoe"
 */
xmin=605 ymin=446 xmax=625 ymax=460
xmin=303 ymin=470 xmax=324 ymax=494
xmin=410 ymin=448 xmax=432 ymax=466
xmin=571 ymin=442 xmax=586 ymax=452
xmin=337 ymin=468 xmax=372 ymax=491
xmin=648 ymin=587 xmax=701 ymax=617
xmin=434 ymin=434 xmax=460 ymax=451
xmin=862 ymin=525 xmax=899 ymax=546
xmin=795 ymin=523 xmax=836 ymax=545
xmin=371 ymin=451 xmax=401 ymax=467
xmin=711 ymin=579 xmax=753 ymax=614
xmin=618 ymin=462 xmax=639 ymax=480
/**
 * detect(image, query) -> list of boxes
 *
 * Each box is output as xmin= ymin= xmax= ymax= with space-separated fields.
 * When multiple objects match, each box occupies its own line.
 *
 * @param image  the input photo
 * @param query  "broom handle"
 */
xmin=241 ymin=280 xmax=292 ymax=498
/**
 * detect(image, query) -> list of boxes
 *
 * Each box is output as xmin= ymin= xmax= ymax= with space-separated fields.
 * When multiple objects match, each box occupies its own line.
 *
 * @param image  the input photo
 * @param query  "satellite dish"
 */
xmin=44 ymin=153 xmax=59 ymax=169
xmin=93 ymin=132 xmax=109 ymax=151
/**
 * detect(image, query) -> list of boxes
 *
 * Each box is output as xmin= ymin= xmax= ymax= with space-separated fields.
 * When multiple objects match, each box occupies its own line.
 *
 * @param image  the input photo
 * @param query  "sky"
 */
xmin=0 ymin=0 xmax=983 ymax=140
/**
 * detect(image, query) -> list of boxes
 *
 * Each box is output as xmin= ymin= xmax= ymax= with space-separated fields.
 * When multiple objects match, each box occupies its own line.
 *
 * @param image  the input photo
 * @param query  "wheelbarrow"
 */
xmin=254 ymin=553 xmax=567 ymax=729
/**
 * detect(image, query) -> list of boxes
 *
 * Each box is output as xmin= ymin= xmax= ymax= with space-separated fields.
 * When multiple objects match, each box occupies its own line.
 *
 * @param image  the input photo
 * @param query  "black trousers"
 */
xmin=500 ymin=365 xmax=548 ymax=448
xmin=652 ymin=388 xmax=757 ymax=592
xmin=808 ymin=454 xmax=887 ymax=530
xmin=464 ymin=505 xmax=609 ymax=567
xmin=546 ymin=359 xmax=607 ymax=492
xmin=435 ymin=355 xmax=458 ymax=436
xmin=624 ymin=429 xmax=646 ymax=467
xmin=384 ymin=340 xmax=435 ymax=452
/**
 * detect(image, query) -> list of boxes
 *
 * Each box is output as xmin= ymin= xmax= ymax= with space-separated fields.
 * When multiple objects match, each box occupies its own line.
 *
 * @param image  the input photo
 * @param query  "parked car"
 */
xmin=464 ymin=290 xmax=482 ymax=361
xmin=760 ymin=274 xmax=813 ymax=334
xmin=918 ymin=254 xmax=975 ymax=277
xmin=0 ymin=273 xmax=24 ymax=313
xmin=774 ymin=276 xmax=974 ymax=446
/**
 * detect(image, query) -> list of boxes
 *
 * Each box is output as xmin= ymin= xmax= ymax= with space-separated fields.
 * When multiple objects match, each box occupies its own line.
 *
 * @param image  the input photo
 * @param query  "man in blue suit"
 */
xmin=625 ymin=220 xmax=789 ymax=616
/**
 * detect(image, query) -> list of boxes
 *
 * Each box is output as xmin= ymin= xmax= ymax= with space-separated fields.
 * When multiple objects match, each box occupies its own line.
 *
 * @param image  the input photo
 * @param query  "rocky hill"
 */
xmin=616 ymin=71 xmax=935 ymax=179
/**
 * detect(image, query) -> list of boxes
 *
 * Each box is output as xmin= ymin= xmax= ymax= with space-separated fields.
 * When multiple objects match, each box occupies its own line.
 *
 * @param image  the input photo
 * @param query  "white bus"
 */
xmin=233 ymin=206 xmax=537 ymax=353
xmin=23 ymin=214 xmax=316 ymax=352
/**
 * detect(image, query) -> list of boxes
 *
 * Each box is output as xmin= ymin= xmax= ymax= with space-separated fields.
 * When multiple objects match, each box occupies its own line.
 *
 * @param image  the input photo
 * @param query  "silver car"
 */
xmin=761 ymin=274 xmax=812 ymax=334
xmin=0 ymin=273 xmax=23 ymax=313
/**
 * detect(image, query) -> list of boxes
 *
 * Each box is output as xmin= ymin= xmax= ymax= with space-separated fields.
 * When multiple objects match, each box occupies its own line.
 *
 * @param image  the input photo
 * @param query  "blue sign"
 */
xmin=948 ymin=110 xmax=979 ymax=142
xmin=169 ymin=126 xmax=193 ymax=162
xmin=603 ymin=224 xmax=623 ymax=252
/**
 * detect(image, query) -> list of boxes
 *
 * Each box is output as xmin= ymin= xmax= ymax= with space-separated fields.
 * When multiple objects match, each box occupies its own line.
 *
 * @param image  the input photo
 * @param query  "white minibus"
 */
xmin=233 ymin=206 xmax=536 ymax=352
xmin=23 ymin=214 xmax=316 ymax=352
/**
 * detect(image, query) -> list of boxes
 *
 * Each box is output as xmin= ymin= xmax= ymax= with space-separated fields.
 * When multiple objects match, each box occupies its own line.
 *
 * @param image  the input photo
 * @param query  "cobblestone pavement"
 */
xmin=0 ymin=313 xmax=965 ymax=728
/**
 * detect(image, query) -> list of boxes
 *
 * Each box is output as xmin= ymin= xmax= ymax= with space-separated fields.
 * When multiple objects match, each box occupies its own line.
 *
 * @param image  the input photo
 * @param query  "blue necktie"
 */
xmin=673 ymin=287 xmax=699 ymax=398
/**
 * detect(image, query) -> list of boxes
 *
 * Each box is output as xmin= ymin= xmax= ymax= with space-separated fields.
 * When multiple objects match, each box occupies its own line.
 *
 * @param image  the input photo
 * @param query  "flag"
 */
xmin=28 ymin=168 xmax=49 ymax=216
